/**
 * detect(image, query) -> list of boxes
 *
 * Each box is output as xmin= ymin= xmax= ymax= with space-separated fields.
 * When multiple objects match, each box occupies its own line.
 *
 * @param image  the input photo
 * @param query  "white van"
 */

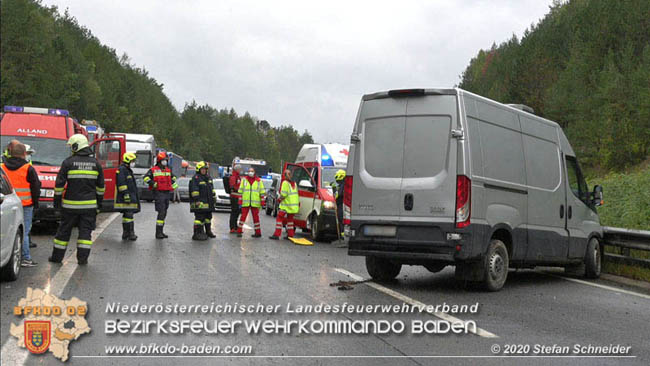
xmin=345 ymin=88 xmax=604 ymax=291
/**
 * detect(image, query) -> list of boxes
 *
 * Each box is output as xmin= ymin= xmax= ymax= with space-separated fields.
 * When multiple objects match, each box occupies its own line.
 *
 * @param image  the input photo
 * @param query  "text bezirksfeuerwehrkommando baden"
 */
xmin=105 ymin=302 xmax=480 ymax=315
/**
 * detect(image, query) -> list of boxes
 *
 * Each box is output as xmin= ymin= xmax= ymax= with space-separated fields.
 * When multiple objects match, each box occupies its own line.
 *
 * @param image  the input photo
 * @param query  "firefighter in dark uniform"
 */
xmin=189 ymin=161 xmax=216 ymax=240
xmin=115 ymin=152 xmax=140 ymax=241
xmin=49 ymin=134 xmax=105 ymax=265
xmin=330 ymin=169 xmax=346 ymax=237
xmin=144 ymin=151 xmax=177 ymax=239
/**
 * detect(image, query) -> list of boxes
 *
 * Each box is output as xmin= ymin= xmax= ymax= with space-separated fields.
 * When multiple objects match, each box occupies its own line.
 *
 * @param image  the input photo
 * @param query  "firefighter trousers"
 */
xmin=52 ymin=210 xmax=96 ymax=262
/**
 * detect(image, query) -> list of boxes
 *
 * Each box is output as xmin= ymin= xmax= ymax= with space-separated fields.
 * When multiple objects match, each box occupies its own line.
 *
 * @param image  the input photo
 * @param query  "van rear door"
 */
xmin=354 ymin=94 xmax=457 ymax=225
xmin=399 ymin=96 xmax=457 ymax=223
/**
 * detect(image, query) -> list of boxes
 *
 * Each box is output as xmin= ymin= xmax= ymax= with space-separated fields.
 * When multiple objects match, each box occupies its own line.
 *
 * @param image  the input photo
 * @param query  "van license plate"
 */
xmin=363 ymin=226 xmax=397 ymax=237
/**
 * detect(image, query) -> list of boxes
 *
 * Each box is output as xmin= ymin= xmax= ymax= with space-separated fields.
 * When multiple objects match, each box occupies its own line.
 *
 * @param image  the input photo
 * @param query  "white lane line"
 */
xmin=544 ymin=273 xmax=650 ymax=300
xmin=0 ymin=213 xmax=120 ymax=366
xmin=333 ymin=268 xmax=498 ymax=338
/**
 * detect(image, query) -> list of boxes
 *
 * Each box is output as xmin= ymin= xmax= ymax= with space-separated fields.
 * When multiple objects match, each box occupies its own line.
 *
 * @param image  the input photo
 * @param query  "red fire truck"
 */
xmin=1 ymin=106 xmax=126 ymax=222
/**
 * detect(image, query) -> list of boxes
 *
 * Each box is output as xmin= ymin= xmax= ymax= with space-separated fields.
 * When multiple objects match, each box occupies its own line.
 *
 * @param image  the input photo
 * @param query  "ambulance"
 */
xmin=1 ymin=106 xmax=127 ymax=222
xmin=284 ymin=143 xmax=349 ymax=241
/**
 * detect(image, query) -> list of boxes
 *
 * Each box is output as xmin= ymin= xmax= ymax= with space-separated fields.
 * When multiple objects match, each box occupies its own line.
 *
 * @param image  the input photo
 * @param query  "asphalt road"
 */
xmin=1 ymin=202 xmax=649 ymax=366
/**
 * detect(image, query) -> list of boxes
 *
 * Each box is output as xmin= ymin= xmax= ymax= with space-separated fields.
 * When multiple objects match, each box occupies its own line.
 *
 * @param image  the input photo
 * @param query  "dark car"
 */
xmin=265 ymin=176 xmax=281 ymax=217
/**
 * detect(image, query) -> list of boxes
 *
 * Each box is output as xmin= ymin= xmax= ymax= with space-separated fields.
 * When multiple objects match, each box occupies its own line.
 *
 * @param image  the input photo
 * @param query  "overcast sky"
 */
xmin=42 ymin=0 xmax=554 ymax=143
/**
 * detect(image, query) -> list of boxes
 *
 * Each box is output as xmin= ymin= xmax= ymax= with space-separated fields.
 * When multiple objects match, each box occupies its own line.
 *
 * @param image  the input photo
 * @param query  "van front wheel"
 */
xmin=483 ymin=239 xmax=509 ymax=291
xmin=584 ymin=237 xmax=602 ymax=279
xmin=365 ymin=256 xmax=401 ymax=281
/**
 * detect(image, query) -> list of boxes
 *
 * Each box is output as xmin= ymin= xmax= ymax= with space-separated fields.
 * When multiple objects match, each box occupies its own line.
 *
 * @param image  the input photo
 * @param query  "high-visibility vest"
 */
xmin=150 ymin=166 xmax=175 ymax=191
xmin=239 ymin=178 xmax=265 ymax=208
xmin=279 ymin=180 xmax=299 ymax=214
xmin=1 ymin=163 xmax=33 ymax=206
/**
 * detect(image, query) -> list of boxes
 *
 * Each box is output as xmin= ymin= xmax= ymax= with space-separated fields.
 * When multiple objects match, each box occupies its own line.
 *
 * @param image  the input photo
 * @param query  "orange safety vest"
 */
xmin=1 ymin=163 xmax=33 ymax=206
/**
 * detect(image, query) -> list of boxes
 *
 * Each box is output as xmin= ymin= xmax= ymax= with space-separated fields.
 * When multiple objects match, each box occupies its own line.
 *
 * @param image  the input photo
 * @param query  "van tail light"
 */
xmin=343 ymin=176 xmax=353 ymax=226
xmin=455 ymin=175 xmax=471 ymax=228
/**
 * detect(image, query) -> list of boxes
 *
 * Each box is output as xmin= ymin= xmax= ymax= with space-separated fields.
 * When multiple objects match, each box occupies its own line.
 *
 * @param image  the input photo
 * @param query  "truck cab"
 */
xmin=284 ymin=143 xmax=349 ymax=241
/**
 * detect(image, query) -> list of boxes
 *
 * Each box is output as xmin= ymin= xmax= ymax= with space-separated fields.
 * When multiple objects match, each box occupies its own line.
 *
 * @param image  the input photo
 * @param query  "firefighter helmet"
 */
xmin=123 ymin=152 xmax=137 ymax=163
xmin=67 ymin=134 xmax=89 ymax=153
xmin=335 ymin=169 xmax=346 ymax=181
xmin=196 ymin=161 xmax=207 ymax=171
xmin=157 ymin=151 xmax=168 ymax=161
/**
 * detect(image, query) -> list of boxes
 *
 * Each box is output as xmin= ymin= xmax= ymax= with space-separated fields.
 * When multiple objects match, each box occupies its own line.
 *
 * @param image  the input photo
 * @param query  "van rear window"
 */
xmin=363 ymin=117 xmax=405 ymax=178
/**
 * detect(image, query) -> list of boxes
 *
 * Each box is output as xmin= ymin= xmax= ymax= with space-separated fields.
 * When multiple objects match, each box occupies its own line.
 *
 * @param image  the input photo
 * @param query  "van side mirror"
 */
xmin=299 ymin=180 xmax=314 ymax=190
xmin=592 ymin=185 xmax=603 ymax=206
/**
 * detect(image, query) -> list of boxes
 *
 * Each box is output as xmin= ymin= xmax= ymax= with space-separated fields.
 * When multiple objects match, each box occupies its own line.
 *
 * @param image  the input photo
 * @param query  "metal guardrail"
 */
xmin=602 ymin=226 xmax=650 ymax=269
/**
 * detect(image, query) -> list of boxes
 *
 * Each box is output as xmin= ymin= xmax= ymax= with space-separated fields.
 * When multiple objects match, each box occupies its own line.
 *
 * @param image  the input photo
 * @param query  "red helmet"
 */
xmin=157 ymin=151 xmax=168 ymax=161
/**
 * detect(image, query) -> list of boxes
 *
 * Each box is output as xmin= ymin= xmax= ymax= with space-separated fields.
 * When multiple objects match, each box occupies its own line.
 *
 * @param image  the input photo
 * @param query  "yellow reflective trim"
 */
xmin=77 ymin=239 xmax=93 ymax=245
xmin=68 ymin=170 xmax=98 ymax=176
xmin=191 ymin=192 xmax=200 ymax=197
xmin=118 ymin=185 xmax=128 ymax=191
xmin=53 ymin=239 xmax=68 ymax=246
xmin=63 ymin=199 xmax=97 ymax=205
xmin=54 ymin=187 xmax=65 ymax=192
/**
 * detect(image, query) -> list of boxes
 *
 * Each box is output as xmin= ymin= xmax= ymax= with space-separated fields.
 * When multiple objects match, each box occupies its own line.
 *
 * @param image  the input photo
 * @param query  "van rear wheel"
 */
xmin=483 ymin=239 xmax=509 ymax=291
xmin=584 ymin=237 xmax=602 ymax=279
xmin=365 ymin=256 xmax=401 ymax=281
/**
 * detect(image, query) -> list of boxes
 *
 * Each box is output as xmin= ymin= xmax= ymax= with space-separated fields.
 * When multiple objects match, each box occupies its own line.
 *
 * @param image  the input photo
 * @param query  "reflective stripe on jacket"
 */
xmin=54 ymin=148 xmax=104 ymax=212
xmin=189 ymin=173 xmax=215 ymax=212
xmin=279 ymin=180 xmax=299 ymax=214
xmin=238 ymin=178 xmax=265 ymax=208
xmin=1 ymin=163 xmax=33 ymax=206
xmin=114 ymin=163 xmax=140 ymax=212
xmin=145 ymin=165 xmax=177 ymax=191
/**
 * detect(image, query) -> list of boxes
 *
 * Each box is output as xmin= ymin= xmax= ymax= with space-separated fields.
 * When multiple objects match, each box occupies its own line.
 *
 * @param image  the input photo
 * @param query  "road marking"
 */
xmin=333 ymin=268 xmax=498 ymax=338
xmin=544 ymin=273 xmax=650 ymax=300
xmin=0 ymin=213 xmax=119 ymax=366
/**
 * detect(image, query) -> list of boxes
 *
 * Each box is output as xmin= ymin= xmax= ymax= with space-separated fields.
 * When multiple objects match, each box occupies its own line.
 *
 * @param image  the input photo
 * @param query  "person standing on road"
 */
xmin=228 ymin=164 xmax=243 ymax=233
xmin=269 ymin=169 xmax=299 ymax=240
xmin=50 ymin=134 xmax=104 ymax=265
xmin=115 ymin=152 xmax=140 ymax=241
xmin=332 ymin=169 xmax=346 ymax=237
xmin=189 ymin=161 xmax=216 ymax=240
xmin=237 ymin=167 xmax=265 ymax=238
xmin=144 ymin=151 xmax=177 ymax=239
xmin=1 ymin=142 xmax=41 ymax=267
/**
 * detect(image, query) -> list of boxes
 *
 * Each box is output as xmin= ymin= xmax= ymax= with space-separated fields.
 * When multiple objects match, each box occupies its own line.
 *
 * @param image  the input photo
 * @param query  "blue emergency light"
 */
xmin=3 ymin=106 xmax=69 ymax=116
xmin=321 ymin=146 xmax=334 ymax=166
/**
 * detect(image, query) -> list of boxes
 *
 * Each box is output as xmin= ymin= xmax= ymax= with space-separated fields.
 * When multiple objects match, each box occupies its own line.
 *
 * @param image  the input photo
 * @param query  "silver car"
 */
xmin=212 ymin=178 xmax=231 ymax=211
xmin=0 ymin=169 xmax=24 ymax=281
xmin=176 ymin=177 xmax=192 ymax=201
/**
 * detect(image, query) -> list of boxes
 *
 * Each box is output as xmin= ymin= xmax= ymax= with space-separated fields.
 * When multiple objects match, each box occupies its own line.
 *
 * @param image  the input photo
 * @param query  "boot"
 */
xmin=77 ymin=247 xmax=91 ymax=265
xmin=205 ymin=224 xmax=216 ymax=238
xmin=193 ymin=225 xmax=207 ymax=241
xmin=48 ymin=247 xmax=66 ymax=263
xmin=127 ymin=222 xmax=138 ymax=241
xmin=122 ymin=223 xmax=130 ymax=240
xmin=156 ymin=225 xmax=166 ymax=239
xmin=251 ymin=232 xmax=262 ymax=238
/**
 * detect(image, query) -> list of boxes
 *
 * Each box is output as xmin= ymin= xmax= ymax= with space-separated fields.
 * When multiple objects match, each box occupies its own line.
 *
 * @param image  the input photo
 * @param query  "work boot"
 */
xmin=48 ymin=247 xmax=66 ymax=263
xmin=192 ymin=225 xmax=207 ymax=241
xmin=269 ymin=235 xmax=279 ymax=240
xmin=205 ymin=224 xmax=216 ymax=238
xmin=251 ymin=233 xmax=262 ymax=238
xmin=156 ymin=225 xmax=166 ymax=239
xmin=122 ymin=223 xmax=130 ymax=240
xmin=77 ymin=247 xmax=91 ymax=265
xmin=127 ymin=222 xmax=138 ymax=241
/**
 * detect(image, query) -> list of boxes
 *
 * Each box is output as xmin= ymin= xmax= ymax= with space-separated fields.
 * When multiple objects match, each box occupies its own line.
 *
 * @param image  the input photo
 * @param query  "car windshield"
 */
xmin=322 ymin=167 xmax=342 ymax=187
xmin=1 ymin=135 xmax=69 ymax=166
xmin=240 ymin=164 xmax=268 ymax=177
xmin=212 ymin=179 xmax=224 ymax=189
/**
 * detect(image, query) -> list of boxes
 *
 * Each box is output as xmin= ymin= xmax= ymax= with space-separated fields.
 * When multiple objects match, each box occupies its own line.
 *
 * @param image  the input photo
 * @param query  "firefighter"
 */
xmin=115 ymin=152 xmax=140 ymax=241
xmin=237 ymin=167 xmax=265 ymax=238
xmin=49 ymin=134 xmax=104 ymax=265
xmin=332 ymin=169 xmax=346 ymax=237
xmin=1 ymin=142 xmax=41 ymax=267
xmin=228 ymin=164 xmax=243 ymax=233
xmin=269 ymin=169 xmax=299 ymax=240
xmin=189 ymin=161 xmax=216 ymax=240
xmin=144 ymin=151 xmax=178 ymax=239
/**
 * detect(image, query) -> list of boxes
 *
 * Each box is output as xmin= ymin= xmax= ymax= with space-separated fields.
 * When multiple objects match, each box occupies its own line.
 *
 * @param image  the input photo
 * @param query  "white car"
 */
xmin=212 ymin=178 xmax=231 ymax=211
xmin=0 ymin=169 xmax=24 ymax=281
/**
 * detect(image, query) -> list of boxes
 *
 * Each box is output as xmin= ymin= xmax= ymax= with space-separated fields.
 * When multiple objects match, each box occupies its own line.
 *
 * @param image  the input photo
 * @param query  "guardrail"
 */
xmin=602 ymin=226 xmax=650 ymax=269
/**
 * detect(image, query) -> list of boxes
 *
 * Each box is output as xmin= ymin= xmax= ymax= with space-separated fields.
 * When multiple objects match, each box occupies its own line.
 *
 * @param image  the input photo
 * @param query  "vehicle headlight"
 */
xmin=323 ymin=201 xmax=336 ymax=210
xmin=40 ymin=189 xmax=55 ymax=198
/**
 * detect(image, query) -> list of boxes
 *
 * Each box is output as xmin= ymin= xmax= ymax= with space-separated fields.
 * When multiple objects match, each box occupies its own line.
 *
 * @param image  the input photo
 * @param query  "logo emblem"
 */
xmin=340 ymin=149 xmax=349 ymax=156
xmin=24 ymin=321 xmax=51 ymax=354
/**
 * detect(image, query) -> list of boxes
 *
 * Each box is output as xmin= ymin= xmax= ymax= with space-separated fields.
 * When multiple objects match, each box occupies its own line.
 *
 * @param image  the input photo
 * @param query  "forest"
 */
xmin=459 ymin=0 xmax=650 ymax=174
xmin=0 ymin=0 xmax=314 ymax=171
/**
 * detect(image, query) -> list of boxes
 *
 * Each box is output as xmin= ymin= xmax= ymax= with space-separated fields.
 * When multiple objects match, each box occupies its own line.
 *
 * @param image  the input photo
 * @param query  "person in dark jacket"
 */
xmin=144 ymin=151 xmax=177 ymax=239
xmin=1 ymin=142 xmax=41 ymax=267
xmin=50 ymin=134 xmax=105 ymax=265
xmin=227 ymin=164 xmax=242 ymax=233
xmin=189 ymin=161 xmax=216 ymax=240
xmin=114 ymin=152 xmax=140 ymax=241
